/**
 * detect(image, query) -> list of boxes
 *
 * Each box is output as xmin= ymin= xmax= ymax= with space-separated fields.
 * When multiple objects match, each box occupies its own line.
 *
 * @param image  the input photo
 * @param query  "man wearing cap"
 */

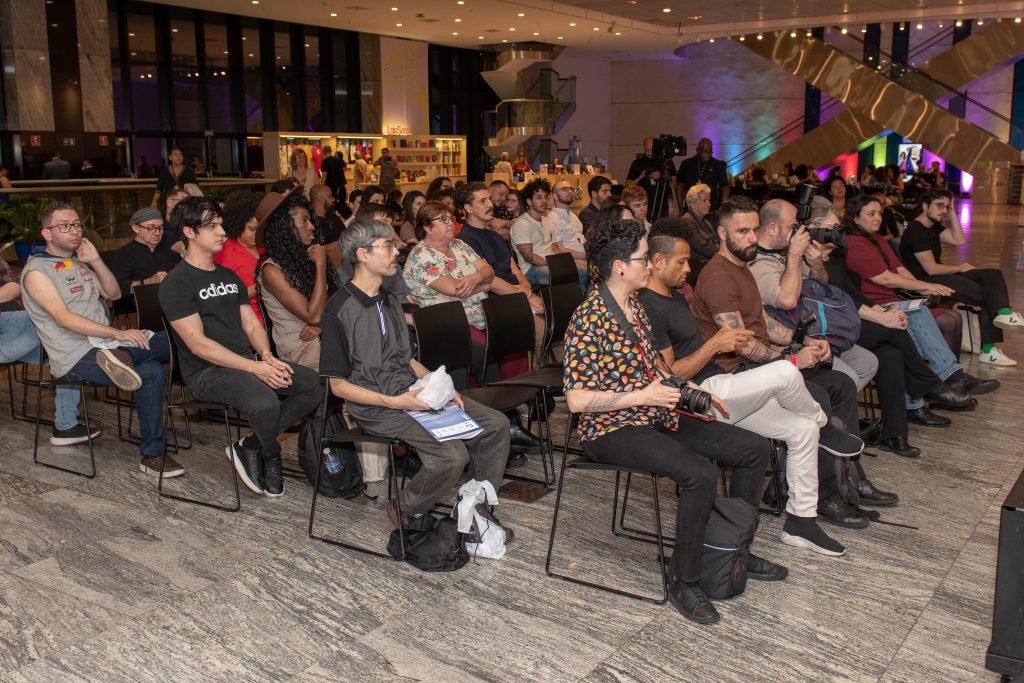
xmin=111 ymin=207 xmax=182 ymax=299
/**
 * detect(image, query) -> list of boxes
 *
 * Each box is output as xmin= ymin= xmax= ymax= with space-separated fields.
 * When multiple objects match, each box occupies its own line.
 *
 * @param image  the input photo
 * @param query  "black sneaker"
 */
xmin=96 ymin=348 xmax=143 ymax=392
xmin=819 ymin=424 xmax=863 ymax=458
xmin=226 ymin=439 xmax=263 ymax=494
xmin=780 ymin=515 xmax=846 ymax=556
xmin=667 ymin=581 xmax=720 ymax=624
xmin=746 ymin=554 xmax=788 ymax=581
xmin=506 ymin=449 xmax=528 ymax=468
xmin=50 ymin=423 xmax=102 ymax=446
xmin=262 ymin=453 xmax=284 ymax=497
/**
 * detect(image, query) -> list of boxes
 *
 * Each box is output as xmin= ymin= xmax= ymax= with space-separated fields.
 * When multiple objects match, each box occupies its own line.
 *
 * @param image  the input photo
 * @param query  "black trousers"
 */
xmin=583 ymin=421 xmax=769 ymax=584
xmin=857 ymin=320 xmax=942 ymax=440
xmin=930 ymin=268 xmax=1011 ymax=345
xmin=802 ymin=367 xmax=862 ymax=501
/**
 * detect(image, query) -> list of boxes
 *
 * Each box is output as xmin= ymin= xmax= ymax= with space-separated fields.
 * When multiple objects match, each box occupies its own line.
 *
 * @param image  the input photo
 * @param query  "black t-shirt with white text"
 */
xmin=159 ymin=260 xmax=252 ymax=380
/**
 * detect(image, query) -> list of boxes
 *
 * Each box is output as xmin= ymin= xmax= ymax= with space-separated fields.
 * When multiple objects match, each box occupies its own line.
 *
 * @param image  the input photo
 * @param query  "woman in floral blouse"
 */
xmin=403 ymin=200 xmax=527 ymax=379
xmin=562 ymin=216 xmax=771 ymax=626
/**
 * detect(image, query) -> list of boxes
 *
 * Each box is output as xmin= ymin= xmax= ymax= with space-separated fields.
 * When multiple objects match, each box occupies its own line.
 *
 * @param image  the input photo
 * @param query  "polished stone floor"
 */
xmin=1 ymin=202 xmax=1022 ymax=682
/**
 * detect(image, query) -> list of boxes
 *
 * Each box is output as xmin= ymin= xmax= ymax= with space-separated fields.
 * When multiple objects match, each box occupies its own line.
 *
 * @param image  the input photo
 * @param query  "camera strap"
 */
xmin=598 ymin=283 xmax=669 ymax=380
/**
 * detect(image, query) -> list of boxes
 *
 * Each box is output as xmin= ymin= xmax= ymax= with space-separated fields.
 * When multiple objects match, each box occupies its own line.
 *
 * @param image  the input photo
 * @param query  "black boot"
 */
xmin=509 ymin=415 xmax=544 ymax=454
xmin=925 ymin=383 xmax=974 ymax=410
xmin=855 ymin=476 xmax=900 ymax=506
xmin=875 ymin=436 xmax=921 ymax=459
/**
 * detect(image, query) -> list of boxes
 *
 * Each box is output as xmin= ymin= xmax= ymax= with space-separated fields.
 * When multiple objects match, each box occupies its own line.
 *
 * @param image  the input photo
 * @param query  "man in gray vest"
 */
xmin=21 ymin=201 xmax=179 ymax=478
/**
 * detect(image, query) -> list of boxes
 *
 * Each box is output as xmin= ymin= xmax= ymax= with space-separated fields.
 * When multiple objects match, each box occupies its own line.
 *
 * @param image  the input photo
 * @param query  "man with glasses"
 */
xmin=21 ymin=202 xmax=178 ymax=477
xmin=160 ymin=197 xmax=320 ymax=497
xmin=545 ymin=180 xmax=587 ymax=263
xmin=899 ymin=188 xmax=1024 ymax=366
xmin=320 ymin=217 xmax=510 ymax=529
xmin=111 ymin=207 xmax=181 ymax=300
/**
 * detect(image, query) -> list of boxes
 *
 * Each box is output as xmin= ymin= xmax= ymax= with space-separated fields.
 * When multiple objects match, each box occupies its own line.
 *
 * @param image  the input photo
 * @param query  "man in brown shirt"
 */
xmin=692 ymin=196 xmax=898 ymax=539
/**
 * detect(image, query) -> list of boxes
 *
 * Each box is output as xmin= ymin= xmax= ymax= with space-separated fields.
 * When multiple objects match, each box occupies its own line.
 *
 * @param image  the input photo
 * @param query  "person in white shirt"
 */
xmin=510 ymin=178 xmax=559 ymax=286
xmin=544 ymin=180 xmax=586 ymax=264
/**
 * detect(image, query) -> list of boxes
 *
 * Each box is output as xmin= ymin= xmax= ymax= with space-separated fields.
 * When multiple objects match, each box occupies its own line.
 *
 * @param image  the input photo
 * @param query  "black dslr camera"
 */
xmin=651 ymin=134 xmax=687 ymax=163
xmin=788 ymin=312 xmax=833 ymax=370
xmin=793 ymin=183 xmax=845 ymax=247
xmin=661 ymin=375 xmax=716 ymax=421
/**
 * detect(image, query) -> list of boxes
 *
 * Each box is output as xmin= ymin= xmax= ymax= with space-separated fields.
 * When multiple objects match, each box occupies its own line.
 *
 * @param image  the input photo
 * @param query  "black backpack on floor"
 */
xmin=700 ymin=498 xmax=759 ymax=600
xmin=297 ymin=413 xmax=368 ymax=499
xmin=387 ymin=514 xmax=469 ymax=572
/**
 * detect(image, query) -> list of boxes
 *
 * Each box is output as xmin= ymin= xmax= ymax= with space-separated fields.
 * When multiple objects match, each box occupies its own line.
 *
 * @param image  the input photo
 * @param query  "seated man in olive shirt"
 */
xmin=111 ymin=207 xmax=180 ymax=299
xmin=692 ymin=197 xmax=897 ymax=533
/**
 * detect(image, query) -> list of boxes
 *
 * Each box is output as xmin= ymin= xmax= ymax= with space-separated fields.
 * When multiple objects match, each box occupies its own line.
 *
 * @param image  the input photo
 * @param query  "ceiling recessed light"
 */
xmin=172 ymin=28 xmax=179 ymax=32
xmin=396 ymin=22 xmax=402 ymax=26
xmin=557 ymin=36 xmax=563 ymax=39
xmin=304 ymin=43 xmax=310 ymax=47
xmin=662 ymin=7 xmax=671 ymax=13
xmin=455 ymin=18 xmax=461 ymax=22
xmin=840 ymin=27 xmax=848 ymax=34
xmin=533 ymin=31 xmax=539 ymax=35
xmin=517 ymin=12 xmax=525 ymax=16
xmin=977 ymin=19 xmax=984 ymax=25
xmin=509 ymin=27 xmax=515 ymax=31
xmin=457 ymin=0 xmax=463 ymax=4
xmin=860 ymin=26 xmax=867 ymax=32
xmin=128 ymin=32 xmax=135 ymax=36
xmin=251 ymin=0 xmax=258 ymax=3
xmin=955 ymin=20 xmax=963 ymax=26
xmin=1016 ymin=17 xmax=1022 ymax=23
xmin=478 ymin=35 xmax=483 ymax=38
xmin=223 ymin=50 xmax=229 ymax=54
xmin=248 ymin=52 xmax=254 ymax=57
xmin=916 ymin=22 xmax=923 ymax=29
xmin=330 ymin=12 xmax=337 ymax=16
xmin=756 ymin=33 xmax=763 ymax=39
xmin=452 ymin=31 xmax=458 ymax=35
xmin=391 ymin=6 xmax=398 ymax=9
xmin=502 ymin=39 xmax=507 ymax=42
xmin=593 ymin=27 xmax=599 ymax=31
xmin=569 ymin=22 xmax=576 ymax=26
xmin=738 ymin=35 xmax=745 ymax=41
xmin=614 ymin=31 xmax=621 ymax=35
xmin=789 ymin=31 xmax=796 ymax=37
xmin=709 ymin=38 xmax=714 ymax=42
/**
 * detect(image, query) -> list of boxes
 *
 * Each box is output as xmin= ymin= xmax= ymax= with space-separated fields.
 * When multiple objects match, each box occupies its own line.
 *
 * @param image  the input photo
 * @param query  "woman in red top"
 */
xmin=214 ymin=191 xmax=264 ymax=323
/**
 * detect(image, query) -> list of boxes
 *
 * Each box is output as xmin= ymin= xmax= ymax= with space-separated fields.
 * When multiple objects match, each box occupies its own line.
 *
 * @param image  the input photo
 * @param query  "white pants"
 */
xmin=700 ymin=360 xmax=827 ymax=518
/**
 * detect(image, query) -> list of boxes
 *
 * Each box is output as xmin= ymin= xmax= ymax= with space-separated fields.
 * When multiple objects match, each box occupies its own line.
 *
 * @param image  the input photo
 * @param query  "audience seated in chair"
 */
xmin=159 ymin=196 xmax=321 ymax=498
xmin=510 ymin=179 xmax=582 ymax=286
xmin=320 ymin=217 xmax=510 ymax=530
xmin=21 ymin=201 xmax=175 ymax=476
xmin=110 ymin=207 xmax=181 ymax=301
xmin=214 ymin=190 xmax=265 ymax=324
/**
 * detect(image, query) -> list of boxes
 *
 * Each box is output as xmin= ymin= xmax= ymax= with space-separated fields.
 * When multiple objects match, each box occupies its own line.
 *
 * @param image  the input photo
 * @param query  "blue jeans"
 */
xmin=0 ymin=310 xmax=79 ymax=423
xmin=59 ymin=332 xmax=170 ymax=457
xmin=524 ymin=265 xmax=550 ymax=286
xmin=906 ymin=307 xmax=960 ymax=382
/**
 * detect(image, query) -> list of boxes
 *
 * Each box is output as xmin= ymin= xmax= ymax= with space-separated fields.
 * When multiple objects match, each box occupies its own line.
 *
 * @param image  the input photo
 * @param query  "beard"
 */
xmin=726 ymin=235 xmax=757 ymax=263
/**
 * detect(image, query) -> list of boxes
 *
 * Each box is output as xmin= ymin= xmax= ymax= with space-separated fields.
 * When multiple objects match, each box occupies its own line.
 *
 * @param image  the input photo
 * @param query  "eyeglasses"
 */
xmin=48 ymin=221 xmax=83 ymax=233
xmin=432 ymin=214 xmax=455 ymax=224
xmin=137 ymin=224 xmax=165 ymax=233
xmin=364 ymin=241 xmax=399 ymax=252
xmin=621 ymin=253 xmax=650 ymax=266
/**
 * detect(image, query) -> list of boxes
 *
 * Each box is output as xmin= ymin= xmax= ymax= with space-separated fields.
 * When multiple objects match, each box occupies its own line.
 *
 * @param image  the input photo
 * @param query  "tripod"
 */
xmin=648 ymin=158 xmax=677 ymax=220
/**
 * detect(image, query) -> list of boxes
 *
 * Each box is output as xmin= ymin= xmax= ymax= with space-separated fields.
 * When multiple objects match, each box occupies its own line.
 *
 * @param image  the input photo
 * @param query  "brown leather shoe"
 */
xmin=140 ymin=455 xmax=185 ymax=478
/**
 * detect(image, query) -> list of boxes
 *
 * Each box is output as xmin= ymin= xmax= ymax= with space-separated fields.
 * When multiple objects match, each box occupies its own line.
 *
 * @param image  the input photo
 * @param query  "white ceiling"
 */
xmin=141 ymin=0 xmax=1024 ymax=58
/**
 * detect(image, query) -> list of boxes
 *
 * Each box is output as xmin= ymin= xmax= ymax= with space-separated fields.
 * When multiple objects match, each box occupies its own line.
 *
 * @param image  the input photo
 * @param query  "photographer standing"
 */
xmin=626 ymin=136 xmax=677 ymax=220
xmin=563 ymin=216 xmax=783 ymax=626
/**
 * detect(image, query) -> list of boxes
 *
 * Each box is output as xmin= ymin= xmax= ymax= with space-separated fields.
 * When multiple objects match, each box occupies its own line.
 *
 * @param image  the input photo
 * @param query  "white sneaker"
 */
xmin=979 ymin=347 xmax=1018 ymax=366
xmin=994 ymin=311 xmax=1024 ymax=330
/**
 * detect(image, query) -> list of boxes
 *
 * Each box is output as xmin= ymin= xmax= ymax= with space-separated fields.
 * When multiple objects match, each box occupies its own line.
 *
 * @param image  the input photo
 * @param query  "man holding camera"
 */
xmin=751 ymin=199 xmax=879 ymax=391
xmin=640 ymin=221 xmax=855 ymax=557
xmin=692 ymin=197 xmax=898 ymax=533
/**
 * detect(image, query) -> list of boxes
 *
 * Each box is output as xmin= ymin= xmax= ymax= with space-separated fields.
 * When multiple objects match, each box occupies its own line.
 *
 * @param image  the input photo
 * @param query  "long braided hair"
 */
xmin=259 ymin=194 xmax=339 ymax=299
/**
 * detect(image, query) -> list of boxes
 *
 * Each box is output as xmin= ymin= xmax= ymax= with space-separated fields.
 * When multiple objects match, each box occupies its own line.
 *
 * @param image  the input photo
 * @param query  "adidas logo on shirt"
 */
xmin=199 ymin=282 xmax=240 ymax=300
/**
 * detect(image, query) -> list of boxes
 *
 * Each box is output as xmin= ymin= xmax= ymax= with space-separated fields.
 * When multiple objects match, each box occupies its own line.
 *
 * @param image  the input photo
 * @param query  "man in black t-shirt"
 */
xmin=310 ymin=184 xmax=344 ymax=270
xmin=320 ymin=218 xmax=509 ymax=528
xmin=160 ymin=197 xmax=320 ymax=497
xmin=111 ymin=207 xmax=181 ymax=299
xmin=319 ymin=146 xmax=346 ymax=201
xmin=899 ymin=188 xmax=1023 ymax=367
xmin=625 ymin=136 xmax=676 ymax=220
xmin=676 ymin=138 xmax=730 ymax=213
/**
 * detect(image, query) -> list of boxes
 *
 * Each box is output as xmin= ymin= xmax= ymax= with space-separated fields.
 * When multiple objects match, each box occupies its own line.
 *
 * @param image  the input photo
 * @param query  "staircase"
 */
xmin=481 ymin=44 xmax=577 ymax=167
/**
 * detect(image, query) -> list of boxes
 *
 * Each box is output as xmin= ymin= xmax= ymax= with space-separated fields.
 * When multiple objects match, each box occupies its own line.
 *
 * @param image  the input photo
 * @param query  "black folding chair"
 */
xmin=31 ymin=348 xmax=99 ymax=479
xmin=308 ymin=377 xmax=409 ymax=560
xmin=545 ymin=413 xmax=670 ymax=604
xmin=545 ymin=252 xmax=580 ymax=288
xmin=157 ymin=316 xmax=242 ymax=512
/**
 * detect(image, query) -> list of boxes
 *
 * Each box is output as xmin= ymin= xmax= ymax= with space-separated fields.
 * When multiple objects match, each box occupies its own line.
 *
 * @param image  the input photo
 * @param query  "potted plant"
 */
xmin=0 ymin=194 xmax=50 ymax=263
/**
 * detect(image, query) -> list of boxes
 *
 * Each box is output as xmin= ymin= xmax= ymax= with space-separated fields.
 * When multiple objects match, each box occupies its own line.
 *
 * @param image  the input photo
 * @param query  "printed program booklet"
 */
xmin=405 ymin=404 xmax=483 ymax=442
xmin=886 ymin=298 xmax=928 ymax=312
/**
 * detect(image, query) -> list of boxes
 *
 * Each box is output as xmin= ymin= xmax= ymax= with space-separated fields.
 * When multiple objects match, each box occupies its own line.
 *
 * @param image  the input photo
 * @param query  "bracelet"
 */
xmin=789 ymin=354 xmax=798 ymax=366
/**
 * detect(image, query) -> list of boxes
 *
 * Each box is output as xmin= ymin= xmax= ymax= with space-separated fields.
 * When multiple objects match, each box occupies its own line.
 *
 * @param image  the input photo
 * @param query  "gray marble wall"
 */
xmin=0 ymin=0 xmax=55 ymax=131
xmin=75 ymin=0 xmax=113 ymax=132
xmin=360 ymin=33 xmax=382 ymax=135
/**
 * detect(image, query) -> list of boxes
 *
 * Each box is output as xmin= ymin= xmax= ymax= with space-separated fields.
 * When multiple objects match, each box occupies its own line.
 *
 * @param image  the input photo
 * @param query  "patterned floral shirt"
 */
xmin=563 ymin=286 xmax=677 ymax=442
xmin=402 ymin=239 xmax=488 ymax=328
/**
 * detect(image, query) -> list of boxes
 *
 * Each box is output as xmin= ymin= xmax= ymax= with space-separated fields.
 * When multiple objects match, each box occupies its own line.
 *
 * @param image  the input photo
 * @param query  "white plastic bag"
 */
xmin=407 ymin=365 xmax=456 ymax=410
xmin=455 ymin=479 xmax=507 ymax=560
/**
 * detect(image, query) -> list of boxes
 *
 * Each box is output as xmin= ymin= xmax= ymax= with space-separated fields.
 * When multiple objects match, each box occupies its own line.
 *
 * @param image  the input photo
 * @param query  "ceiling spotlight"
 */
xmin=251 ymin=0 xmax=258 ymax=3
xmin=662 ymin=7 xmax=671 ymax=13
xmin=614 ymin=31 xmax=621 ymax=35
xmin=557 ymin=36 xmax=563 ymax=39
xmin=840 ymin=27 xmax=848 ymax=34
xmin=330 ymin=12 xmax=337 ymax=16
xmin=509 ymin=27 xmax=515 ymax=31
xmin=806 ymin=30 xmax=812 ymax=36
xmin=569 ymin=22 xmax=576 ymax=26
xmin=457 ymin=0 xmax=463 ymax=4
xmin=396 ymin=22 xmax=402 ymax=26
xmin=738 ymin=35 xmax=745 ymax=41
xmin=477 ymin=35 xmax=483 ymax=39
xmin=455 ymin=18 xmax=461 ymax=22
xmin=1017 ymin=17 xmax=1022 ymax=23
xmin=977 ymin=19 xmax=984 ymax=25
xmin=517 ymin=12 xmax=524 ymax=16
xmin=533 ymin=31 xmax=539 ymax=35
xmin=172 ymin=27 xmax=179 ymax=32
xmin=593 ymin=27 xmax=599 ymax=31
xmin=391 ymin=6 xmax=398 ymax=9
xmin=452 ymin=31 xmax=458 ymax=35
xmin=709 ymin=38 xmax=715 ymax=42
xmin=860 ymin=26 xmax=867 ymax=32
xmin=938 ymin=21 xmax=944 ymax=28
xmin=756 ymin=33 xmax=763 ymax=39
xmin=790 ymin=31 xmax=796 ymax=37
xmin=899 ymin=22 xmax=905 ymax=30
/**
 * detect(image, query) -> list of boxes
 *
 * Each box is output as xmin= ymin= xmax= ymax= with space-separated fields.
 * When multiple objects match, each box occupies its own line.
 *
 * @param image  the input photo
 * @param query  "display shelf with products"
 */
xmin=263 ymin=132 xmax=466 ymax=185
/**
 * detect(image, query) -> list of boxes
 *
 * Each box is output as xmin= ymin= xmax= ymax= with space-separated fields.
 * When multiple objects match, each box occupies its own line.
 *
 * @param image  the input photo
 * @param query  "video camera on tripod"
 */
xmin=645 ymin=134 xmax=687 ymax=220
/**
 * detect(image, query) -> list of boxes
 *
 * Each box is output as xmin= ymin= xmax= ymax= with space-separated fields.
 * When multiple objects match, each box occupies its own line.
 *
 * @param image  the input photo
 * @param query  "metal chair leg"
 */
xmin=33 ymin=383 xmax=96 ymax=478
xmin=157 ymin=407 xmax=240 ymax=512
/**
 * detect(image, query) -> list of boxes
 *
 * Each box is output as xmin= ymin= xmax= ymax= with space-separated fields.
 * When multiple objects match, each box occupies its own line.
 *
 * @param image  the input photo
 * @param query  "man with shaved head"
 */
xmin=677 ymin=137 xmax=730 ymax=213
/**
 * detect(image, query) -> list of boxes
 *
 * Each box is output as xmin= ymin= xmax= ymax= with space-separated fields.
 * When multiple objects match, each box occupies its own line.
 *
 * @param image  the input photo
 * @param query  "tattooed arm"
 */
xmin=566 ymin=382 xmax=681 ymax=414
xmin=712 ymin=310 xmax=782 ymax=364
xmin=763 ymin=312 xmax=794 ymax=345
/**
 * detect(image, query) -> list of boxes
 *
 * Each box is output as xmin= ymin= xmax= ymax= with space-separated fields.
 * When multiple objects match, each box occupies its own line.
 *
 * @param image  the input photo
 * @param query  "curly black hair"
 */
xmin=520 ymin=177 xmax=551 ymax=203
xmin=587 ymin=218 xmax=647 ymax=282
xmin=259 ymin=194 xmax=339 ymax=300
xmin=221 ymin=191 xmax=260 ymax=240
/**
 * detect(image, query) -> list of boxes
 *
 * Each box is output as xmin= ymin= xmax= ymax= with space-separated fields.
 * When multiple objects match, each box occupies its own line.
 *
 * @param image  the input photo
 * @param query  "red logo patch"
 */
xmin=69 ymin=285 xmax=84 ymax=294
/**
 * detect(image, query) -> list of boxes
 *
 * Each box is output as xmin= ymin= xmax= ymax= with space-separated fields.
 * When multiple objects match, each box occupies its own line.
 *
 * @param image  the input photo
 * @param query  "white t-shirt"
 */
xmin=544 ymin=207 xmax=586 ymax=254
xmin=510 ymin=213 xmax=557 ymax=274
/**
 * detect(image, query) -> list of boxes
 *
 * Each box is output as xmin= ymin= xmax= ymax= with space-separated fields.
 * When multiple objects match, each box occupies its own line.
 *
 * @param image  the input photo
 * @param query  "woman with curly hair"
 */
xmin=257 ymin=195 xmax=339 ymax=369
xmin=214 ymin=190 xmax=264 ymax=323
xmin=425 ymin=176 xmax=452 ymax=201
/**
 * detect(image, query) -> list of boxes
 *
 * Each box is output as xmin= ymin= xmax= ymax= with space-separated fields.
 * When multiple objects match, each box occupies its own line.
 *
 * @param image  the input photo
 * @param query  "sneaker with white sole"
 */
xmin=50 ymin=423 xmax=102 ymax=446
xmin=227 ymin=439 xmax=264 ymax=494
xmin=780 ymin=515 xmax=846 ymax=556
xmin=993 ymin=311 xmax=1024 ymax=330
xmin=979 ymin=347 xmax=1018 ymax=367
xmin=96 ymin=348 xmax=143 ymax=391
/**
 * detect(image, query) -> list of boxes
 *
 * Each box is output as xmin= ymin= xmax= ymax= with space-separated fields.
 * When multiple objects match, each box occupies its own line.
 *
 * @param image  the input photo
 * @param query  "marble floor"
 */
xmin=1 ymin=202 xmax=1023 ymax=682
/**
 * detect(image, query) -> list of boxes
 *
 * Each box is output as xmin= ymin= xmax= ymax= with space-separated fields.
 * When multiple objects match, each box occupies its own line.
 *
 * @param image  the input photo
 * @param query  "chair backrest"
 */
xmin=161 ymin=315 xmax=187 ymax=385
xmin=546 ymin=252 xmax=578 ymax=287
xmin=133 ymin=283 xmax=164 ymax=332
xmin=542 ymin=283 xmax=585 ymax=363
xmin=256 ymin=296 xmax=278 ymax=356
xmin=480 ymin=293 xmax=534 ymax=376
xmin=412 ymin=301 xmax=474 ymax=373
